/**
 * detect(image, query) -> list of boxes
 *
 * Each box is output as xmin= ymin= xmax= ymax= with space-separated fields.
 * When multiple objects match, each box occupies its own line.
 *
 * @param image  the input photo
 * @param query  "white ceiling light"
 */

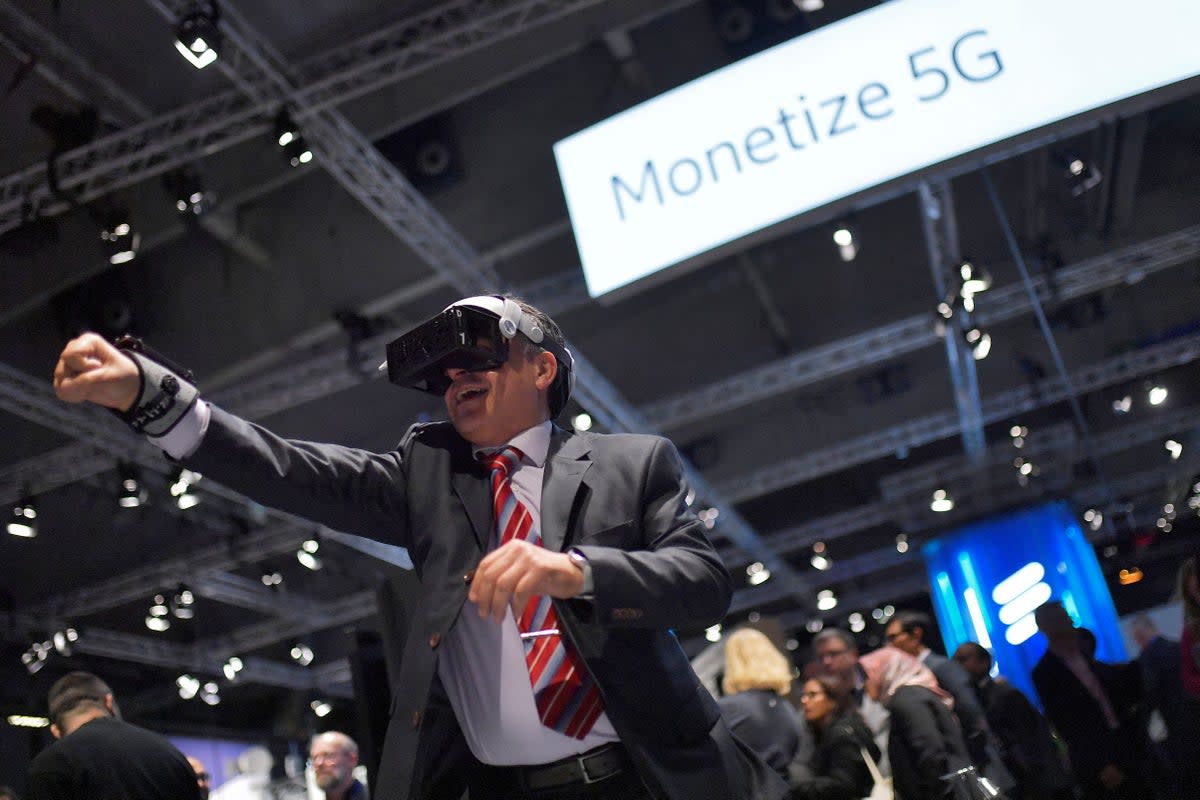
xmin=930 ymin=489 xmax=954 ymax=512
xmin=816 ymin=589 xmax=837 ymax=611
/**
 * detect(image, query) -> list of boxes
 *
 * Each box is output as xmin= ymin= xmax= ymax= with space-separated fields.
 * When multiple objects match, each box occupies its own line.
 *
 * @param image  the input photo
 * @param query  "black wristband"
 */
xmin=113 ymin=338 xmax=199 ymax=437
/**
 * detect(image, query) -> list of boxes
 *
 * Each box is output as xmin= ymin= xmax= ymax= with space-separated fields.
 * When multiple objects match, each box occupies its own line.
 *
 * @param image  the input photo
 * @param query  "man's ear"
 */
xmin=50 ymin=723 xmax=62 ymax=740
xmin=533 ymin=350 xmax=557 ymax=391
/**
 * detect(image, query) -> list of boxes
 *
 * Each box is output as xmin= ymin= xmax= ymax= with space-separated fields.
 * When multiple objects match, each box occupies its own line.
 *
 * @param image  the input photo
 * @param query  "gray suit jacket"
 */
xmin=186 ymin=407 xmax=787 ymax=800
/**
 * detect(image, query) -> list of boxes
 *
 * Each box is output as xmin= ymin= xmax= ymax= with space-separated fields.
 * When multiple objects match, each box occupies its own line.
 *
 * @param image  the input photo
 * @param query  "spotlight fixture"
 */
xmin=146 ymin=594 xmax=171 ymax=632
xmin=1112 ymin=395 xmax=1133 ymax=415
xmin=958 ymin=258 xmax=993 ymax=297
xmin=276 ymin=112 xmax=313 ymax=169
xmin=848 ymin=611 xmax=865 ymax=633
xmin=311 ymin=700 xmax=333 ymax=718
xmin=52 ymin=628 xmax=78 ymax=656
xmin=930 ymin=489 xmax=954 ymax=513
xmin=964 ymin=326 xmax=991 ymax=360
xmin=7 ymin=497 xmax=38 ymax=538
xmin=697 ymin=507 xmax=720 ymax=530
xmin=117 ymin=465 xmax=147 ymax=508
xmin=6 ymin=714 xmax=50 ymax=728
xmin=895 ymin=534 xmax=909 ymax=554
xmin=290 ymin=644 xmax=315 ymax=666
xmin=99 ymin=209 xmax=140 ymax=265
xmin=805 ymin=619 xmax=824 ymax=634
xmin=223 ymin=656 xmax=244 ymax=681
xmin=171 ymin=586 xmax=195 ymax=619
xmin=797 ymin=0 xmax=824 ymax=10
xmin=1009 ymin=425 xmax=1028 ymax=449
xmin=297 ymin=539 xmax=322 ymax=570
xmin=174 ymin=2 xmax=221 ymax=69
xmin=261 ymin=571 xmax=283 ymax=587
xmin=170 ymin=468 xmax=202 ymax=509
xmin=745 ymin=561 xmax=771 ymax=586
xmin=164 ymin=169 xmax=213 ymax=216
xmin=704 ymin=624 xmax=722 ymax=643
xmin=176 ymin=674 xmax=200 ymax=700
xmin=1056 ymin=151 xmax=1102 ymax=197
xmin=816 ymin=589 xmax=837 ymax=611
xmin=810 ymin=541 xmax=832 ymax=571
xmin=571 ymin=412 xmax=593 ymax=432
xmin=1083 ymin=508 xmax=1103 ymax=532
xmin=1147 ymin=384 xmax=1168 ymax=406
xmin=200 ymin=681 xmax=220 ymax=706
xmin=832 ymin=221 xmax=857 ymax=262
xmin=1165 ymin=439 xmax=1183 ymax=460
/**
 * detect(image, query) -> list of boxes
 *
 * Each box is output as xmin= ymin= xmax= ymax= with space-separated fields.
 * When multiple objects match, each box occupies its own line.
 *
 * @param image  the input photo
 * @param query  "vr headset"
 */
xmin=383 ymin=295 xmax=575 ymax=417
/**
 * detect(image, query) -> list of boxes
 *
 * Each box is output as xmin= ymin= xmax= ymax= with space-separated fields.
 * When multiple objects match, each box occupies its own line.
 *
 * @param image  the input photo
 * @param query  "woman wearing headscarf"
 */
xmin=859 ymin=645 xmax=971 ymax=800
xmin=718 ymin=628 xmax=808 ymax=784
xmin=791 ymin=673 xmax=881 ymax=800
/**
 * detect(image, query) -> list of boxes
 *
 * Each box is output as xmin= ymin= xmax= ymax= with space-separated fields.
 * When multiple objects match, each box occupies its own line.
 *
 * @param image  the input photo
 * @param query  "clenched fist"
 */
xmin=468 ymin=539 xmax=586 ymax=623
xmin=53 ymin=333 xmax=140 ymax=412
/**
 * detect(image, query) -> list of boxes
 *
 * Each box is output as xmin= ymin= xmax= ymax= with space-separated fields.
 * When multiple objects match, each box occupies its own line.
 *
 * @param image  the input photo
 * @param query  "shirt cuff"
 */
xmin=568 ymin=548 xmax=594 ymax=597
xmin=153 ymin=399 xmax=211 ymax=459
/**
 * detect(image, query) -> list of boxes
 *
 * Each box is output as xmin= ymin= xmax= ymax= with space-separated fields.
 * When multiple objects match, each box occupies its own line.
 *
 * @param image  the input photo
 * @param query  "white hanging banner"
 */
xmin=554 ymin=0 xmax=1200 ymax=298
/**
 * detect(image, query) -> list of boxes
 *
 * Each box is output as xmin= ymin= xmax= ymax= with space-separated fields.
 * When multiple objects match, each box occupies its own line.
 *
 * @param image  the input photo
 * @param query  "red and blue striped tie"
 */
xmin=486 ymin=446 xmax=605 ymax=739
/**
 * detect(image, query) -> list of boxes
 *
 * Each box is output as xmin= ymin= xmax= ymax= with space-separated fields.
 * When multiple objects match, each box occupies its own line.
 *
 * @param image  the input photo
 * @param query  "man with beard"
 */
xmin=310 ymin=732 xmax=367 ymax=800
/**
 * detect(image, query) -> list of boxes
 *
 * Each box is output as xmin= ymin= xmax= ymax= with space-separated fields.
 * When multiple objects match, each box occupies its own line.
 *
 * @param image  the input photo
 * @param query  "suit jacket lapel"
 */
xmin=450 ymin=445 xmax=491 ymax=552
xmin=541 ymin=427 xmax=591 ymax=553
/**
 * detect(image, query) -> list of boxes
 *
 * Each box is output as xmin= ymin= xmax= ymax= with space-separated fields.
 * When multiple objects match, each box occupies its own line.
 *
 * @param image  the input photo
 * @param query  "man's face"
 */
xmin=310 ymin=741 xmax=356 ymax=794
xmin=813 ymin=637 xmax=858 ymax=681
xmin=885 ymin=621 xmax=922 ymax=657
xmin=442 ymin=338 xmax=555 ymax=447
xmin=952 ymin=645 xmax=989 ymax=681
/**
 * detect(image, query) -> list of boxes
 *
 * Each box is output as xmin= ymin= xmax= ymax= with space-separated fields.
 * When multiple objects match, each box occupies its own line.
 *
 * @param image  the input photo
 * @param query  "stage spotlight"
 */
xmin=958 ymin=259 xmax=992 ymax=297
xmin=100 ymin=210 xmax=140 ymax=265
xmin=311 ymin=700 xmax=333 ymax=718
xmin=805 ymin=619 xmax=824 ymax=634
xmin=174 ymin=2 xmax=221 ymax=69
xmin=1165 ymin=439 xmax=1183 ymax=460
xmin=816 ymin=589 xmax=837 ymax=611
xmin=895 ymin=534 xmax=909 ymax=554
xmin=1148 ymin=384 xmax=1168 ymax=406
xmin=200 ymin=682 xmax=220 ymax=705
xmin=290 ymin=644 xmax=315 ymax=666
xmin=297 ymin=539 xmax=322 ymax=570
xmin=832 ymin=222 xmax=857 ymax=262
xmin=810 ymin=542 xmax=831 ymax=571
xmin=7 ymin=497 xmax=37 ymax=538
xmin=704 ymin=624 xmax=722 ymax=643
xmin=52 ymin=628 xmax=78 ymax=656
xmin=223 ymin=656 xmax=243 ymax=681
xmin=1112 ymin=395 xmax=1132 ymax=415
xmin=964 ymin=327 xmax=991 ymax=360
xmin=571 ymin=412 xmax=593 ymax=432
xmin=797 ymin=0 xmax=824 ymax=10
xmin=746 ymin=561 xmax=771 ymax=586
xmin=170 ymin=468 xmax=202 ymax=509
xmin=930 ymin=489 xmax=954 ymax=512
xmin=848 ymin=612 xmax=865 ymax=633
xmin=117 ymin=465 xmax=147 ymax=508
xmin=274 ymin=109 xmax=313 ymax=167
xmin=176 ymin=674 xmax=200 ymax=700
xmin=1056 ymin=151 xmax=1103 ymax=196
xmin=171 ymin=586 xmax=195 ymax=619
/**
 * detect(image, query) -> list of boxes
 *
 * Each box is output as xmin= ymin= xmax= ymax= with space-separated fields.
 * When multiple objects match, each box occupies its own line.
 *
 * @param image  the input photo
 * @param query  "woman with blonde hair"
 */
xmin=719 ymin=627 xmax=806 ymax=783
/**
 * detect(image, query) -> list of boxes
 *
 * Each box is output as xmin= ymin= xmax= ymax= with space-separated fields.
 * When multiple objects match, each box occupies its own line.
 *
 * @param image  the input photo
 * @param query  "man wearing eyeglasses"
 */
xmin=52 ymin=296 xmax=786 ymax=800
xmin=310 ymin=732 xmax=367 ymax=800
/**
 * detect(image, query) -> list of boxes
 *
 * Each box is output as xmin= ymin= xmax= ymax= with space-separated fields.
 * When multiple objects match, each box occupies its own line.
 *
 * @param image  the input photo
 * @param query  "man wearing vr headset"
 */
xmin=52 ymin=295 xmax=787 ymax=800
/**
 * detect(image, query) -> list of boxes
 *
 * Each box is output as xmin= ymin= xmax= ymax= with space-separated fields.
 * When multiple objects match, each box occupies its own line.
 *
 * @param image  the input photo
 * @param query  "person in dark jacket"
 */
xmin=792 ymin=673 xmax=881 ymax=800
xmin=953 ymin=641 xmax=1074 ymax=800
xmin=860 ymin=646 xmax=971 ymax=800
xmin=718 ymin=628 xmax=807 ymax=784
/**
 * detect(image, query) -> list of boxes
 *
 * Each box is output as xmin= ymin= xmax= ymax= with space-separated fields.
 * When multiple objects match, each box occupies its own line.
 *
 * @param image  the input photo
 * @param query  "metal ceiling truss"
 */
xmin=642 ymin=225 xmax=1200 ymax=429
xmin=0 ymin=0 xmax=623 ymax=233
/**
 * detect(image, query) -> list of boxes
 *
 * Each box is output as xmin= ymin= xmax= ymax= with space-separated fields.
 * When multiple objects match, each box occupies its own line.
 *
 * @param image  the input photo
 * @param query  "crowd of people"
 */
xmin=713 ymin=559 xmax=1200 ymax=800
xmin=26 ymin=295 xmax=1199 ymax=799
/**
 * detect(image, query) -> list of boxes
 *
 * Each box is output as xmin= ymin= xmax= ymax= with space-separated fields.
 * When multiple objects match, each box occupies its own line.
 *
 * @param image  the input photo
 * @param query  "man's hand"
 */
xmin=469 ymin=539 xmax=585 ymax=623
xmin=53 ymin=333 xmax=140 ymax=412
xmin=1098 ymin=765 xmax=1125 ymax=790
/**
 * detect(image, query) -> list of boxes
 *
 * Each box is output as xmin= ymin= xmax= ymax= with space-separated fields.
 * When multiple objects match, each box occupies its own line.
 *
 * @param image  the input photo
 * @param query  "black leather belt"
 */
xmin=481 ymin=743 xmax=632 ymax=793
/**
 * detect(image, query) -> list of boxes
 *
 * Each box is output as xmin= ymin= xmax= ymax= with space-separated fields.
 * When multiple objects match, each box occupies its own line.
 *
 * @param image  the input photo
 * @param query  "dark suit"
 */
xmin=972 ymin=677 xmax=1072 ymax=800
xmin=717 ymin=690 xmax=803 ymax=783
xmin=1138 ymin=635 xmax=1200 ymax=799
xmin=922 ymin=652 xmax=1014 ymax=792
xmin=186 ymin=408 xmax=787 ymax=800
xmin=1032 ymin=649 xmax=1150 ymax=800
xmin=885 ymin=685 xmax=971 ymax=800
xmin=24 ymin=716 xmax=202 ymax=800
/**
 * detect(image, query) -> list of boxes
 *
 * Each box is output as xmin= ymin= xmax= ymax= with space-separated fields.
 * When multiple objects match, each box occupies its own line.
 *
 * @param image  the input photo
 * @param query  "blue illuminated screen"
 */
xmin=921 ymin=500 xmax=1124 ymax=708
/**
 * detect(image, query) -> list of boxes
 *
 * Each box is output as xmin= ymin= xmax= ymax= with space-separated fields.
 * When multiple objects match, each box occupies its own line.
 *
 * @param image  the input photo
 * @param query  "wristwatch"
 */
xmin=567 ymin=548 xmax=594 ymax=594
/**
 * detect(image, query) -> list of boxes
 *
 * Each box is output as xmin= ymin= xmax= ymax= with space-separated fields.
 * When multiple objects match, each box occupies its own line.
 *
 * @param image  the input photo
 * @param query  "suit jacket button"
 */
xmin=463 ymin=570 xmax=475 ymax=583
xmin=429 ymin=633 xmax=442 ymax=649
xmin=411 ymin=711 xmax=421 ymax=728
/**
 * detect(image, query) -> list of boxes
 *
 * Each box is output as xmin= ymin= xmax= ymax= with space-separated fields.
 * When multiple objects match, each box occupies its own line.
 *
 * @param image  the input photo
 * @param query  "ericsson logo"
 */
xmin=992 ymin=562 xmax=1053 ymax=645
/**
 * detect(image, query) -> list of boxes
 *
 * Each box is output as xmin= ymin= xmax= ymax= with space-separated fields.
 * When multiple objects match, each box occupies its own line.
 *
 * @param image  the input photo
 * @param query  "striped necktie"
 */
xmin=486 ymin=446 xmax=605 ymax=739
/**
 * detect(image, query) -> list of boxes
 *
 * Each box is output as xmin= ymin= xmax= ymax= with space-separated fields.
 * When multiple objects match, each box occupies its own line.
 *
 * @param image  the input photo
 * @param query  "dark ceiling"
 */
xmin=0 ymin=0 xmax=1197 ymax=752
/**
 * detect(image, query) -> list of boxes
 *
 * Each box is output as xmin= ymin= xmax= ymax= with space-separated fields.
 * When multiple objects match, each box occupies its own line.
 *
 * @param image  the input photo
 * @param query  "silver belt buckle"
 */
xmin=578 ymin=749 xmax=618 ymax=784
